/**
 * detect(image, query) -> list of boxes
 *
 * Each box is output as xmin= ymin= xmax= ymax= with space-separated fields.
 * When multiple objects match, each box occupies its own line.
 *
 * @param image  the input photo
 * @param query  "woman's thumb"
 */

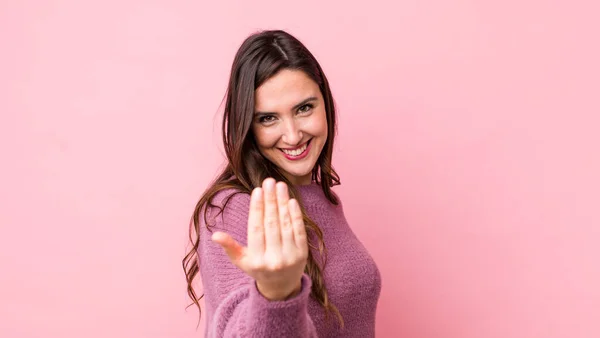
xmin=211 ymin=231 xmax=244 ymax=263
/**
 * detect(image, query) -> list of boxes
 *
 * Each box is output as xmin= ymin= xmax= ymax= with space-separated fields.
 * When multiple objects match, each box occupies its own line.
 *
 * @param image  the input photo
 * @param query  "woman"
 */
xmin=182 ymin=29 xmax=381 ymax=337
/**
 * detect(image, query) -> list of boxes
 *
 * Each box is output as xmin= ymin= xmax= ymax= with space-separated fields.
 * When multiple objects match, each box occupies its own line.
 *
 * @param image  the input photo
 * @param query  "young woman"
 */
xmin=183 ymin=29 xmax=381 ymax=337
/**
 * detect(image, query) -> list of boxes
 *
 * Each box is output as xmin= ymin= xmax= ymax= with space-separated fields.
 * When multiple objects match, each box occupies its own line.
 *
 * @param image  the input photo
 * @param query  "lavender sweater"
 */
xmin=198 ymin=183 xmax=382 ymax=337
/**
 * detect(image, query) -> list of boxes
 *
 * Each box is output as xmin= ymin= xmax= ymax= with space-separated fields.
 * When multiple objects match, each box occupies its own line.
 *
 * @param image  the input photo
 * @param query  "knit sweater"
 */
xmin=198 ymin=182 xmax=382 ymax=337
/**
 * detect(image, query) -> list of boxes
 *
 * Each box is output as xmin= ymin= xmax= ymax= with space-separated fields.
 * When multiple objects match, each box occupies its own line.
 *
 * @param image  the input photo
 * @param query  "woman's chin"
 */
xmin=280 ymin=167 xmax=313 ymax=184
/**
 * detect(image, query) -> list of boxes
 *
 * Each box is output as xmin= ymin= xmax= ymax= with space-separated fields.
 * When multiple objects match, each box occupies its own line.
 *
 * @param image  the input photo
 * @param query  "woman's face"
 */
xmin=252 ymin=69 xmax=328 ymax=186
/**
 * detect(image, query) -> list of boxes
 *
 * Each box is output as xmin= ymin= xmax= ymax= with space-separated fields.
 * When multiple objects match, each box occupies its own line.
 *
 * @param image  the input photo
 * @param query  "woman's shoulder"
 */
xmin=211 ymin=187 xmax=250 ymax=207
xmin=207 ymin=187 xmax=250 ymax=213
xmin=197 ymin=187 xmax=251 ymax=251
xmin=206 ymin=187 xmax=251 ymax=224
xmin=296 ymin=182 xmax=343 ymax=206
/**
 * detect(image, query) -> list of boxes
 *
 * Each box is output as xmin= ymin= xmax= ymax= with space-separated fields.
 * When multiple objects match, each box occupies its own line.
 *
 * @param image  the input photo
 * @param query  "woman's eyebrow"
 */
xmin=255 ymin=96 xmax=318 ymax=115
xmin=292 ymin=96 xmax=318 ymax=110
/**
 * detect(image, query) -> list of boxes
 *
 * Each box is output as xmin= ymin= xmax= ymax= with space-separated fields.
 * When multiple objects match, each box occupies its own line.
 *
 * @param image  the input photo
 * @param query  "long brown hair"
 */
xmin=182 ymin=29 xmax=343 ymax=326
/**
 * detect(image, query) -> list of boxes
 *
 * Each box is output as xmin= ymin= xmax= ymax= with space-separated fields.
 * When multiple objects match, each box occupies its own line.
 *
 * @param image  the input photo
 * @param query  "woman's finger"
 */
xmin=247 ymin=187 xmax=265 ymax=256
xmin=276 ymin=182 xmax=295 ymax=255
xmin=212 ymin=231 xmax=245 ymax=265
xmin=262 ymin=178 xmax=282 ymax=254
xmin=288 ymin=198 xmax=308 ymax=253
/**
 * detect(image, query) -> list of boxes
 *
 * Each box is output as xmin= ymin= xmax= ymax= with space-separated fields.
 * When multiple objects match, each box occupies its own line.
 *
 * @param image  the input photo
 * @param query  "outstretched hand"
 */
xmin=211 ymin=178 xmax=308 ymax=301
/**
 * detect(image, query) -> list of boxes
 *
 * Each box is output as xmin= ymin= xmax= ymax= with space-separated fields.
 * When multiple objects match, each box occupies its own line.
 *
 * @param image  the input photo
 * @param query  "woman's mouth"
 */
xmin=280 ymin=139 xmax=312 ymax=160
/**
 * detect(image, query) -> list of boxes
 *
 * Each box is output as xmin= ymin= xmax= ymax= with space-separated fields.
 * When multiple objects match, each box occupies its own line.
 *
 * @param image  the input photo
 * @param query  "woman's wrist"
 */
xmin=256 ymin=279 xmax=302 ymax=301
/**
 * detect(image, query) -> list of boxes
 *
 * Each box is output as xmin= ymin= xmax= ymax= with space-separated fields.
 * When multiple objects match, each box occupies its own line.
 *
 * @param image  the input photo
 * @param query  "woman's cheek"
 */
xmin=257 ymin=129 xmax=280 ymax=148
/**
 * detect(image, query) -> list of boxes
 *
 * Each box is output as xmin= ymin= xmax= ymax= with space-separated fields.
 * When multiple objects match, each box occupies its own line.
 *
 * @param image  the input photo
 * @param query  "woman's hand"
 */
xmin=211 ymin=178 xmax=309 ymax=301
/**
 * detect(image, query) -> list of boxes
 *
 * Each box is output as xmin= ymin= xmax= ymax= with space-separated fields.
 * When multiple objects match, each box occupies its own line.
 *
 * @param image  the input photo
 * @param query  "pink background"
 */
xmin=1 ymin=0 xmax=599 ymax=337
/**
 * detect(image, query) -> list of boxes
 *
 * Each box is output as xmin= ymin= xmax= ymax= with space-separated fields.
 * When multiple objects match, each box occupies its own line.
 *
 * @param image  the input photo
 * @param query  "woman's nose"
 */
xmin=281 ymin=121 xmax=303 ymax=146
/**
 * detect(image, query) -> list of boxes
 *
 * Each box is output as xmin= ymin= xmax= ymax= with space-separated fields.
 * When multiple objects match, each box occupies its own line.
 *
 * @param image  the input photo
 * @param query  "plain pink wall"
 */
xmin=1 ymin=0 xmax=598 ymax=337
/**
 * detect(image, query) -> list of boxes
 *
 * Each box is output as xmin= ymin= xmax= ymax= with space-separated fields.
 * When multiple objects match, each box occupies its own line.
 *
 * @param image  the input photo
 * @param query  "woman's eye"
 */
xmin=298 ymin=104 xmax=313 ymax=113
xmin=259 ymin=115 xmax=276 ymax=124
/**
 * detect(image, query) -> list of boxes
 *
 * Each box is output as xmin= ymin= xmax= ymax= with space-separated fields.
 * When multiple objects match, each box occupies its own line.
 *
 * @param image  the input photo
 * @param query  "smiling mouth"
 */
xmin=279 ymin=139 xmax=311 ymax=157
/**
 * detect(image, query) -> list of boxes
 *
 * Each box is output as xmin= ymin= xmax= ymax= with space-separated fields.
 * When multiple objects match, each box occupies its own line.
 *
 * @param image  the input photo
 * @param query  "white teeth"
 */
xmin=282 ymin=143 xmax=308 ymax=156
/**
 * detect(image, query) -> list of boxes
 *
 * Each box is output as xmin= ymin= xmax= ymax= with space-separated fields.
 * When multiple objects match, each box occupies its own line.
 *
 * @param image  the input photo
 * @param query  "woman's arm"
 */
xmin=199 ymin=183 xmax=318 ymax=337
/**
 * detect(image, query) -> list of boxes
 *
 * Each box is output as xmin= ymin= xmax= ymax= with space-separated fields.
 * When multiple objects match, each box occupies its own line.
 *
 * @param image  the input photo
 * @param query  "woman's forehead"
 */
xmin=255 ymin=70 xmax=320 ymax=111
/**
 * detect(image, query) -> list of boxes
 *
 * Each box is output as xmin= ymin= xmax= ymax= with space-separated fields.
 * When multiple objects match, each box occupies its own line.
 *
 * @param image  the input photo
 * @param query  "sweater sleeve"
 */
xmin=198 ymin=190 xmax=318 ymax=338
